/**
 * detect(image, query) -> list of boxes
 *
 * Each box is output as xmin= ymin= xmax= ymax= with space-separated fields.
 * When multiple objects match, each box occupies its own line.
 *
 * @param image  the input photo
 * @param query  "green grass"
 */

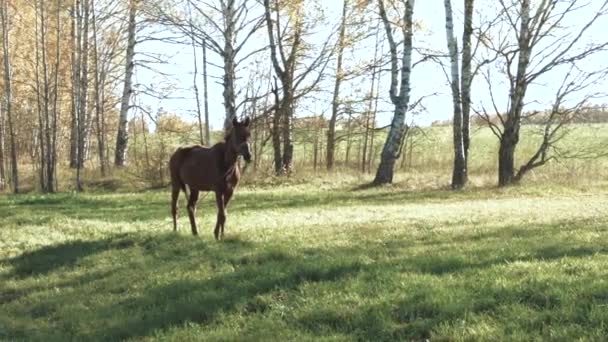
xmin=1 ymin=180 xmax=608 ymax=341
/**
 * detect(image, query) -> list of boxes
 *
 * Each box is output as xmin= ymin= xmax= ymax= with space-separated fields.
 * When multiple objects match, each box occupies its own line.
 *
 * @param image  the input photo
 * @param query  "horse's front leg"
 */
xmin=187 ymin=190 xmax=200 ymax=236
xmin=214 ymin=190 xmax=225 ymax=241
xmin=221 ymin=188 xmax=234 ymax=238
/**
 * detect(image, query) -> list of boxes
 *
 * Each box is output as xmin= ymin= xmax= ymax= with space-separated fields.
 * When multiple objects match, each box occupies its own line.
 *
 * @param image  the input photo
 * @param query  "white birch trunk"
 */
xmin=114 ymin=0 xmax=137 ymax=167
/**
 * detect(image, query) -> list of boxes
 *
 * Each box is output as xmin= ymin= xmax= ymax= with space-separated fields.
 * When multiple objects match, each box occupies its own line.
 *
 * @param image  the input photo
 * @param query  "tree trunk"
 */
xmin=444 ymin=0 xmax=466 ymax=189
xmin=374 ymin=107 xmax=408 ymax=184
xmin=114 ymin=0 xmax=137 ymax=167
xmin=76 ymin=0 xmax=90 ymax=191
xmin=271 ymin=86 xmax=282 ymax=174
xmin=39 ymin=0 xmax=54 ymax=193
xmin=326 ymin=0 xmax=349 ymax=171
xmin=34 ymin=0 xmax=47 ymax=191
xmin=92 ymin=0 xmax=107 ymax=176
xmin=373 ymin=0 xmax=415 ymax=185
xmin=281 ymin=85 xmax=294 ymax=172
xmin=345 ymin=114 xmax=353 ymax=166
xmin=48 ymin=0 xmax=62 ymax=192
xmin=222 ymin=3 xmax=237 ymax=132
xmin=367 ymin=81 xmax=379 ymax=173
xmin=498 ymin=130 xmax=516 ymax=186
xmin=70 ymin=0 xmax=80 ymax=169
xmin=497 ymin=0 xmax=529 ymax=187
xmin=0 ymin=0 xmax=17 ymax=193
xmin=0 ymin=101 xmax=4 ymax=191
xmin=460 ymin=0 xmax=474 ymax=180
xmin=187 ymin=4 xmax=204 ymax=145
xmin=263 ymin=0 xmax=303 ymax=174
xmin=361 ymin=26 xmax=381 ymax=174
xmin=202 ymin=41 xmax=210 ymax=145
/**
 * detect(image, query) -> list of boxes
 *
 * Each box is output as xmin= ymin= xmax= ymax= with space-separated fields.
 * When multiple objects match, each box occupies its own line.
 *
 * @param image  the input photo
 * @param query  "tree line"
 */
xmin=1 ymin=0 xmax=606 ymax=193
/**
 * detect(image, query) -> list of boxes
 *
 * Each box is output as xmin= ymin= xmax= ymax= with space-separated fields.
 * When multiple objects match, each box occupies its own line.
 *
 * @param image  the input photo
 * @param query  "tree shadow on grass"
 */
xmin=0 ymin=194 xmax=172 ymax=226
xmin=2 ymin=218 xmax=607 ymax=341
xmin=0 ymin=232 xmax=363 ymax=341
xmin=3 ymin=233 xmax=135 ymax=279
xmin=1 ymin=183 xmax=540 ymax=228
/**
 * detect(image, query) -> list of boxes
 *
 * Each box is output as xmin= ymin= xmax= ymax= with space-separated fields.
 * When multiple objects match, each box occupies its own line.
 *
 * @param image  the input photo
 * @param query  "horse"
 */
xmin=169 ymin=117 xmax=252 ymax=240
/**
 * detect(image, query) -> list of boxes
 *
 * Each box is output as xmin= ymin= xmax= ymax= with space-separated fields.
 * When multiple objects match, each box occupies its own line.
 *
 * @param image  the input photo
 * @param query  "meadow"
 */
xmin=1 ymin=124 xmax=607 ymax=341
xmin=1 ymin=177 xmax=608 ymax=341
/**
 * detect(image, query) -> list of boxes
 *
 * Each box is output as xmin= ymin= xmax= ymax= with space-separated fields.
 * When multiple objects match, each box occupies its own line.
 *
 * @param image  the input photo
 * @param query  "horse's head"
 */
xmin=229 ymin=116 xmax=252 ymax=163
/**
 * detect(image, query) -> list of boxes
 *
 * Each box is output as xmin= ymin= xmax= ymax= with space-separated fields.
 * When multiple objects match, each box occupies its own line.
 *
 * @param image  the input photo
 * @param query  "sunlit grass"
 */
xmin=1 ymin=181 xmax=608 ymax=340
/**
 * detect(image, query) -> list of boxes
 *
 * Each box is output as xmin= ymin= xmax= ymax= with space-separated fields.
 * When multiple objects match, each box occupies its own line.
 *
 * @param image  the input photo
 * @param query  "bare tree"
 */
xmin=76 ymin=0 xmax=91 ymax=191
xmin=92 ymin=0 xmax=105 ymax=175
xmin=91 ymin=0 xmax=126 ymax=176
xmin=326 ymin=0 xmax=349 ymax=171
xmin=69 ymin=0 xmax=79 ymax=169
xmin=373 ymin=0 xmax=415 ymax=185
xmin=0 ymin=0 xmax=18 ymax=193
xmin=443 ymin=0 xmax=472 ymax=189
xmin=479 ymin=0 xmax=608 ymax=186
xmin=361 ymin=22 xmax=382 ymax=173
xmin=202 ymin=40 xmax=210 ymax=145
xmin=186 ymin=2 xmax=204 ymax=145
xmin=263 ymin=0 xmax=334 ymax=174
xmin=114 ymin=0 xmax=138 ymax=167
xmin=0 ymin=94 xmax=4 ymax=191
xmin=151 ymin=0 xmax=265 ymax=132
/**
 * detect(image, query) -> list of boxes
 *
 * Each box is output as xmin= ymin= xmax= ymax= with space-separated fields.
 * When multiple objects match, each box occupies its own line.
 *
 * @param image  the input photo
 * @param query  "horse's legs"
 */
xmin=214 ymin=190 xmax=226 ymax=241
xmin=171 ymin=184 xmax=180 ymax=231
xmin=187 ymin=189 xmax=200 ymax=236
xmin=220 ymin=188 xmax=234 ymax=238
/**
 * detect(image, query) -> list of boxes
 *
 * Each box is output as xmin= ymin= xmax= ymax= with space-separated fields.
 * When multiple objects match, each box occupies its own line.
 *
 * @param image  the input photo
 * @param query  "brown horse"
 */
xmin=169 ymin=117 xmax=252 ymax=240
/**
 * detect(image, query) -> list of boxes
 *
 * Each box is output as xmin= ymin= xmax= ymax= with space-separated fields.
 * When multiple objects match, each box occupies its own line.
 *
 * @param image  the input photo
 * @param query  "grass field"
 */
xmin=1 ymin=179 xmax=608 ymax=341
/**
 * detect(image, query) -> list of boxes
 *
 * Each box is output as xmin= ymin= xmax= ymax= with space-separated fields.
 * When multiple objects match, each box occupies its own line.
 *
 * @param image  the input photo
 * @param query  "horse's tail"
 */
xmin=169 ymin=145 xmax=198 ymax=195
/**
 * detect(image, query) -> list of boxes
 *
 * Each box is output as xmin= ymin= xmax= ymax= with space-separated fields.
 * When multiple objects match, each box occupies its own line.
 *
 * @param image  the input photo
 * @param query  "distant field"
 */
xmin=7 ymin=123 xmax=607 ymax=192
xmin=135 ymin=122 xmax=608 ymax=186
xmin=1 ymin=180 xmax=608 ymax=340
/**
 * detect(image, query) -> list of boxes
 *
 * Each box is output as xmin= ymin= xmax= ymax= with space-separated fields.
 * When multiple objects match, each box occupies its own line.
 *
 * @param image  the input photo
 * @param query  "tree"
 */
xmin=479 ymin=0 xmax=608 ymax=186
xmin=0 ymin=91 xmax=4 ymax=191
xmin=361 ymin=22 xmax=382 ymax=173
xmin=202 ymin=40 xmax=210 ymax=145
xmin=326 ymin=0 xmax=349 ymax=171
xmin=33 ymin=0 xmax=62 ymax=192
xmin=263 ymin=0 xmax=334 ymax=174
xmin=114 ymin=0 xmax=138 ymax=167
xmin=76 ymin=0 xmax=90 ymax=191
xmin=151 ymin=0 xmax=265 ymax=133
xmin=1 ymin=0 xmax=18 ymax=193
xmin=373 ymin=0 xmax=415 ymax=185
xmin=443 ymin=0 xmax=474 ymax=189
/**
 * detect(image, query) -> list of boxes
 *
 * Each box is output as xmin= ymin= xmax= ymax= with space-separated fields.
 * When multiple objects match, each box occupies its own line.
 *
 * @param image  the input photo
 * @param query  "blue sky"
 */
xmin=136 ymin=0 xmax=608 ymax=131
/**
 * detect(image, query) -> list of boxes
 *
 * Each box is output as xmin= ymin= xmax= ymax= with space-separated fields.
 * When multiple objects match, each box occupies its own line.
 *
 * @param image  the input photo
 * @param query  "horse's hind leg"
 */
xmin=214 ymin=190 xmax=225 ymax=241
xmin=187 ymin=190 xmax=200 ymax=236
xmin=171 ymin=184 xmax=180 ymax=231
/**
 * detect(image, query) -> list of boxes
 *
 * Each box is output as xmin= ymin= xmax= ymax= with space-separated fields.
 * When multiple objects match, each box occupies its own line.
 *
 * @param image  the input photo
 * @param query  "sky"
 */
xmin=136 ymin=0 xmax=608 ymax=132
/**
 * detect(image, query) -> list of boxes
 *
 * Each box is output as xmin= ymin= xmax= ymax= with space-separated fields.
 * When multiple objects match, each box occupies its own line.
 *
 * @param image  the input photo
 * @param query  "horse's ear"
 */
xmin=243 ymin=116 xmax=251 ymax=127
xmin=232 ymin=116 xmax=239 ymax=127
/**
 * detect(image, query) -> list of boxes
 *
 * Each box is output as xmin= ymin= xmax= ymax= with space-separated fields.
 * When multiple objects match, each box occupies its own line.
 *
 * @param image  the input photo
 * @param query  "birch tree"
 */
xmin=150 ymin=0 xmax=265 ymax=133
xmin=373 ymin=0 xmax=415 ymax=185
xmin=114 ymin=0 xmax=137 ymax=167
xmin=326 ymin=0 xmax=349 ymax=171
xmin=443 ymin=0 xmax=474 ymax=189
